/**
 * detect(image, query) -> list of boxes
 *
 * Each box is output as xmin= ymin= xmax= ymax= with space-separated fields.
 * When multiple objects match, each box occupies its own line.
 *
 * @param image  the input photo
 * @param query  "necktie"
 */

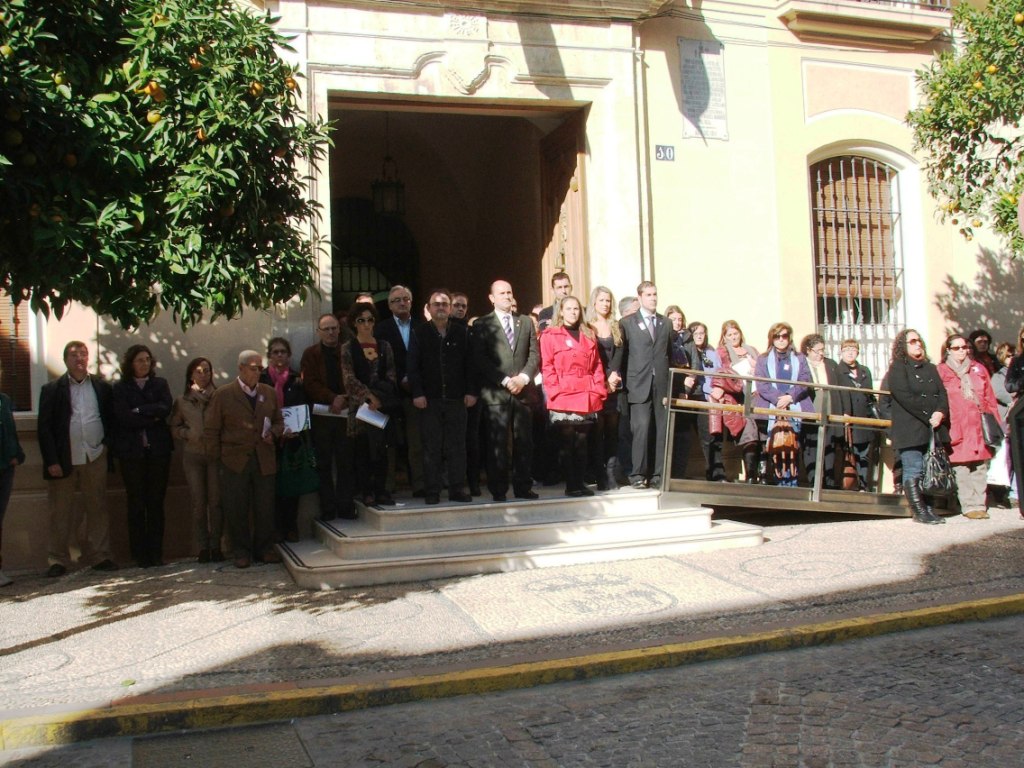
xmin=503 ymin=315 xmax=514 ymax=348
xmin=647 ymin=315 xmax=656 ymax=341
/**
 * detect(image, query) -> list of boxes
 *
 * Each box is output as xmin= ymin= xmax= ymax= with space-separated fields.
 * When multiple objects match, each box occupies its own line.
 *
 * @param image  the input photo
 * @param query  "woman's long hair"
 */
xmin=719 ymin=320 xmax=746 ymax=348
xmin=120 ymin=344 xmax=156 ymax=381
xmin=891 ymin=328 xmax=928 ymax=364
xmin=183 ymin=357 xmax=213 ymax=395
xmin=586 ymin=285 xmax=622 ymax=346
xmin=552 ymin=296 xmax=594 ymax=340
xmin=765 ymin=322 xmax=794 ymax=352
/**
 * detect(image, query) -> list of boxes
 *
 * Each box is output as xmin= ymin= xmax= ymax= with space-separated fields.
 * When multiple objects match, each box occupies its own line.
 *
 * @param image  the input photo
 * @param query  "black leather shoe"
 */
xmin=92 ymin=559 xmax=119 ymax=572
xmin=425 ymin=494 xmax=440 ymax=505
xmin=515 ymin=490 xmax=540 ymax=500
xmin=630 ymin=479 xmax=648 ymax=489
xmin=469 ymin=485 xmax=482 ymax=497
xmin=46 ymin=563 xmax=67 ymax=578
xmin=492 ymin=494 xmax=507 ymax=503
xmin=375 ymin=493 xmax=396 ymax=506
xmin=449 ymin=492 xmax=473 ymax=503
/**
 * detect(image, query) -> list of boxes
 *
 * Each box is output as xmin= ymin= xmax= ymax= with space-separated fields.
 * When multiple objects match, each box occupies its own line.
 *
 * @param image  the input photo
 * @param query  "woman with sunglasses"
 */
xmin=341 ymin=301 xmax=397 ymax=507
xmin=939 ymin=334 xmax=1003 ymax=519
xmin=753 ymin=322 xmax=813 ymax=485
xmin=885 ymin=329 xmax=948 ymax=524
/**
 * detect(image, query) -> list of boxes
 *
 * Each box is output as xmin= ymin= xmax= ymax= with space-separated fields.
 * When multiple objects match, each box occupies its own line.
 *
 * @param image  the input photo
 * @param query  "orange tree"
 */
xmin=0 ymin=0 xmax=331 ymax=328
xmin=908 ymin=0 xmax=1024 ymax=253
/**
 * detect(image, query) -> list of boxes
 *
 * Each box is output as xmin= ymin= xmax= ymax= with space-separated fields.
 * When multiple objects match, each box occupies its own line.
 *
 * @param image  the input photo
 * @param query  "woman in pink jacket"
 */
xmin=938 ymin=333 xmax=1003 ymax=519
xmin=541 ymin=296 xmax=608 ymax=497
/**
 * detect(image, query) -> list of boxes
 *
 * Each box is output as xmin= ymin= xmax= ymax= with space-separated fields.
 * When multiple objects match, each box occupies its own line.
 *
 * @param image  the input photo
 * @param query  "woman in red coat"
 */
xmin=541 ymin=296 xmax=608 ymax=497
xmin=938 ymin=333 xmax=1003 ymax=519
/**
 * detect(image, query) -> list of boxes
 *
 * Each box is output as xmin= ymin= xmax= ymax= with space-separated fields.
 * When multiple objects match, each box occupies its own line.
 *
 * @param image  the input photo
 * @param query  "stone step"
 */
xmin=360 ymin=487 xmax=663 ymax=533
xmin=316 ymin=505 xmax=714 ymax=561
xmin=279 ymin=519 xmax=764 ymax=590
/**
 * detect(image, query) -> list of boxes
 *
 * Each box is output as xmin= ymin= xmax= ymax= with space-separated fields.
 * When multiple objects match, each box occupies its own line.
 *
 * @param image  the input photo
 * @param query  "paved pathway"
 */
xmin=5 ymin=614 xmax=1023 ymax=766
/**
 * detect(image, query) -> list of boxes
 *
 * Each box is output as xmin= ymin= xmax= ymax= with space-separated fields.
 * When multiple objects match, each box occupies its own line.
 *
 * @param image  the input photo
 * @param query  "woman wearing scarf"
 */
xmin=712 ymin=320 xmax=761 ymax=482
xmin=260 ymin=338 xmax=308 ymax=541
xmin=938 ymin=333 xmax=1002 ymax=519
xmin=170 ymin=357 xmax=224 ymax=561
xmin=753 ymin=322 xmax=813 ymax=486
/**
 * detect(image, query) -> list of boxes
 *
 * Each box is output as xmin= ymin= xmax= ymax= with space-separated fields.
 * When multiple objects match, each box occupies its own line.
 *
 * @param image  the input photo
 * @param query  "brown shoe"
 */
xmin=260 ymin=550 xmax=282 ymax=564
xmin=234 ymin=557 xmax=251 ymax=569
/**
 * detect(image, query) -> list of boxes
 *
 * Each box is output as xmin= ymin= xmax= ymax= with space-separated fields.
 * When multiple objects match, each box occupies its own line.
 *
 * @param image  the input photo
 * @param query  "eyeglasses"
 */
xmin=389 ymin=297 xmax=411 ymax=304
xmin=355 ymin=317 xmax=375 ymax=324
xmin=269 ymin=349 xmax=289 ymax=355
xmin=318 ymin=325 xmax=340 ymax=332
xmin=810 ymin=347 xmax=825 ymax=355
xmin=948 ymin=344 xmax=968 ymax=351
xmin=907 ymin=338 xmax=923 ymax=345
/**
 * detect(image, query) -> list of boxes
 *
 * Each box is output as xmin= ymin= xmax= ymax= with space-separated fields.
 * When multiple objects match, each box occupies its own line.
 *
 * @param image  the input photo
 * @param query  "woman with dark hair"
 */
xmin=686 ymin=322 xmax=725 ymax=481
xmin=885 ymin=329 xmax=948 ymax=524
xmin=341 ymin=301 xmax=397 ymax=508
xmin=938 ymin=332 xmax=1002 ymax=519
xmin=113 ymin=344 xmax=173 ymax=566
xmin=169 ymin=357 xmax=223 ymax=562
xmin=753 ymin=322 xmax=813 ymax=486
xmin=586 ymin=286 xmax=623 ymax=489
xmin=835 ymin=340 xmax=877 ymax=491
xmin=260 ymin=337 xmax=308 ymax=541
xmin=712 ymin=320 xmax=761 ymax=482
xmin=800 ymin=333 xmax=848 ymax=489
xmin=1005 ymin=325 xmax=1024 ymax=514
xmin=541 ymin=295 xmax=608 ymax=497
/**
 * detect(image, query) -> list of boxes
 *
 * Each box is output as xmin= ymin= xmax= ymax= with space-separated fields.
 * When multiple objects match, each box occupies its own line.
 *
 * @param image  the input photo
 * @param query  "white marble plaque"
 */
xmin=678 ymin=38 xmax=729 ymax=141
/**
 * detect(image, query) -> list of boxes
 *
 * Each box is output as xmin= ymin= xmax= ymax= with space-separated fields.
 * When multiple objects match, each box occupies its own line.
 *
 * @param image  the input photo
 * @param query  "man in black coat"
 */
xmin=470 ymin=279 xmax=540 ymax=502
xmin=620 ymin=281 xmax=672 ymax=489
xmin=375 ymin=284 xmax=424 ymax=494
xmin=408 ymin=289 xmax=478 ymax=504
xmin=37 ymin=341 xmax=118 ymax=576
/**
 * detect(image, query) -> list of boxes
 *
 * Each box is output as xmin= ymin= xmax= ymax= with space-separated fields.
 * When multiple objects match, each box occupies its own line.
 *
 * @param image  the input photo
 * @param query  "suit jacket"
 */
xmin=38 ymin=373 xmax=114 ymax=479
xmin=374 ymin=315 xmax=421 ymax=391
xmin=299 ymin=342 xmax=345 ymax=406
xmin=621 ymin=311 xmax=671 ymax=404
xmin=111 ymin=376 xmax=174 ymax=459
xmin=470 ymin=311 xmax=539 ymax=407
xmin=204 ymin=381 xmax=283 ymax=475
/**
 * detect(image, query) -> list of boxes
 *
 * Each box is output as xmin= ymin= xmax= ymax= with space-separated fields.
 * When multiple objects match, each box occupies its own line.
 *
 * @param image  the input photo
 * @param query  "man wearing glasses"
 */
xmin=375 ymin=285 xmax=425 ymax=495
xmin=300 ymin=313 xmax=356 ymax=519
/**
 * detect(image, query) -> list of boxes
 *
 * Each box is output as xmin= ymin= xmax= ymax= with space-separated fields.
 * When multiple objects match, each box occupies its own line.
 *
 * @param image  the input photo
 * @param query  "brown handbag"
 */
xmin=838 ymin=424 xmax=859 ymax=491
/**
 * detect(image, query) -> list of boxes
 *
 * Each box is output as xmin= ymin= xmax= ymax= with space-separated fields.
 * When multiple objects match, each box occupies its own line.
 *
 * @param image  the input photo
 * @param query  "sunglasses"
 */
xmin=948 ymin=344 xmax=968 ymax=351
xmin=773 ymin=332 xmax=790 ymax=340
xmin=907 ymin=338 xmax=923 ymax=345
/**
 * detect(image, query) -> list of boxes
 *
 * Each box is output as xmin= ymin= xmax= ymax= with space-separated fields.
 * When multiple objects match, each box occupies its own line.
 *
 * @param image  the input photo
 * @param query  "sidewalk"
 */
xmin=1 ymin=497 xmax=1022 ymax=749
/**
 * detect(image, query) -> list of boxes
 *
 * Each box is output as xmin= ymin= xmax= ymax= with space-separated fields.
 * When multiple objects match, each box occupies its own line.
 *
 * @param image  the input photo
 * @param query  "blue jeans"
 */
xmin=900 ymin=445 xmax=927 ymax=485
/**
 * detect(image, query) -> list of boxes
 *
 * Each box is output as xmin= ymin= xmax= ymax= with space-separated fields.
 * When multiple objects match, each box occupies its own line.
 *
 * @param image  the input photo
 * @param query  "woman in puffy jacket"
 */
xmin=938 ymin=333 xmax=1002 ymax=519
xmin=541 ymin=296 xmax=608 ymax=497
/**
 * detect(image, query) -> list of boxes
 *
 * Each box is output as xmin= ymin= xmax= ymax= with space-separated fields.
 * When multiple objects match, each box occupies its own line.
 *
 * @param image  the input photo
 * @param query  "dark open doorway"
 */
xmin=326 ymin=99 xmax=588 ymax=319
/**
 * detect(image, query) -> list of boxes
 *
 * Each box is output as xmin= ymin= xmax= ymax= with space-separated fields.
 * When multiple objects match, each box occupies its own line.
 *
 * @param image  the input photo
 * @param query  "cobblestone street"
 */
xmin=7 ymin=614 xmax=1023 ymax=767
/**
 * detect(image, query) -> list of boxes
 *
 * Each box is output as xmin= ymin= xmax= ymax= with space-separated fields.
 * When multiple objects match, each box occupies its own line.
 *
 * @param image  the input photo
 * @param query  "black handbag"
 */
xmin=921 ymin=429 xmax=956 ymax=497
xmin=981 ymin=412 xmax=1004 ymax=450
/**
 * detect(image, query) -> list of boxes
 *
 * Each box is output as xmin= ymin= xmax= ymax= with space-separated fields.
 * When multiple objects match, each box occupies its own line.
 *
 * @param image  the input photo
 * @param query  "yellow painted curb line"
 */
xmin=4 ymin=592 xmax=1024 ymax=749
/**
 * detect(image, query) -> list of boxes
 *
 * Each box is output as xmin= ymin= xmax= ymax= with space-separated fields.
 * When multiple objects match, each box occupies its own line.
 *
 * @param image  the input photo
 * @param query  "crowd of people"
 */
xmin=0 ymin=277 xmax=1021 ymax=584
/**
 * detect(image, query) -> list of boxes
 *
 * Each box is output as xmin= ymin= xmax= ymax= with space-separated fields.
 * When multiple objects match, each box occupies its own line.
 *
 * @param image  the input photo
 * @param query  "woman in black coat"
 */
xmin=113 ymin=344 xmax=173 ymax=566
xmin=835 ymin=339 xmax=878 ymax=491
xmin=885 ymin=329 xmax=949 ymax=524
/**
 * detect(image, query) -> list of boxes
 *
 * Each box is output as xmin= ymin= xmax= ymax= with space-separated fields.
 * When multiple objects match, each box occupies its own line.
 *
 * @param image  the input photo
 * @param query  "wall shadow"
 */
xmin=936 ymin=247 xmax=1024 ymax=342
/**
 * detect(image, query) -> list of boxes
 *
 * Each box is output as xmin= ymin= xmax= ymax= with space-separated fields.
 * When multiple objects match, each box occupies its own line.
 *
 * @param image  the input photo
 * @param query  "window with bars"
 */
xmin=0 ymin=291 xmax=32 ymax=411
xmin=810 ymin=155 xmax=905 ymax=379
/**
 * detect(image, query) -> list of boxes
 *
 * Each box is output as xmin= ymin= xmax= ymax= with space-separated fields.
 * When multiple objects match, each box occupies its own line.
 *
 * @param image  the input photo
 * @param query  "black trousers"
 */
xmin=421 ymin=398 xmax=468 ymax=497
xmin=120 ymin=452 xmax=170 ymax=566
xmin=311 ymin=415 xmax=354 ymax=518
xmin=630 ymin=394 xmax=668 ymax=484
xmin=485 ymin=398 xmax=533 ymax=496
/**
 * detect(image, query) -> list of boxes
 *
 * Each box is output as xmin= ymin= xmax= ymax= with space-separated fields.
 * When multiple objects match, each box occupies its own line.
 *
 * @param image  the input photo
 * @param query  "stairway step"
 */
xmin=280 ymin=520 xmax=764 ymax=589
xmin=316 ymin=506 xmax=713 ymax=560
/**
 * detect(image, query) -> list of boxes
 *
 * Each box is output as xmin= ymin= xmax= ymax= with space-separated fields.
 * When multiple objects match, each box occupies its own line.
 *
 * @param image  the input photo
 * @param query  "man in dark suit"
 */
xmin=536 ymin=271 xmax=572 ymax=332
xmin=38 ymin=340 xmax=119 ymax=576
xmin=470 ymin=279 xmax=540 ymax=502
xmin=620 ymin=281 xmax=672 ymax=489
xmin=374 ymin=284 xmax=424 ymax=494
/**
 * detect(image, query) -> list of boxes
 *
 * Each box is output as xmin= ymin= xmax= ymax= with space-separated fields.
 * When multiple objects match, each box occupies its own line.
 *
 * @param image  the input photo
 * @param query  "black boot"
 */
xmin=743 ymin=450 xmax=759 ymax=484
xmin=604 ymin=457 xmax=620 ymax=491
xmin=906 ymin=478 xmax=942 ymax=524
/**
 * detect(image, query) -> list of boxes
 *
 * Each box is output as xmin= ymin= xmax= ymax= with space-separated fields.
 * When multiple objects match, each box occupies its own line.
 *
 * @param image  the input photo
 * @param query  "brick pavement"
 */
xmin=5 ymin=614 xmax=1023 ymax=766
